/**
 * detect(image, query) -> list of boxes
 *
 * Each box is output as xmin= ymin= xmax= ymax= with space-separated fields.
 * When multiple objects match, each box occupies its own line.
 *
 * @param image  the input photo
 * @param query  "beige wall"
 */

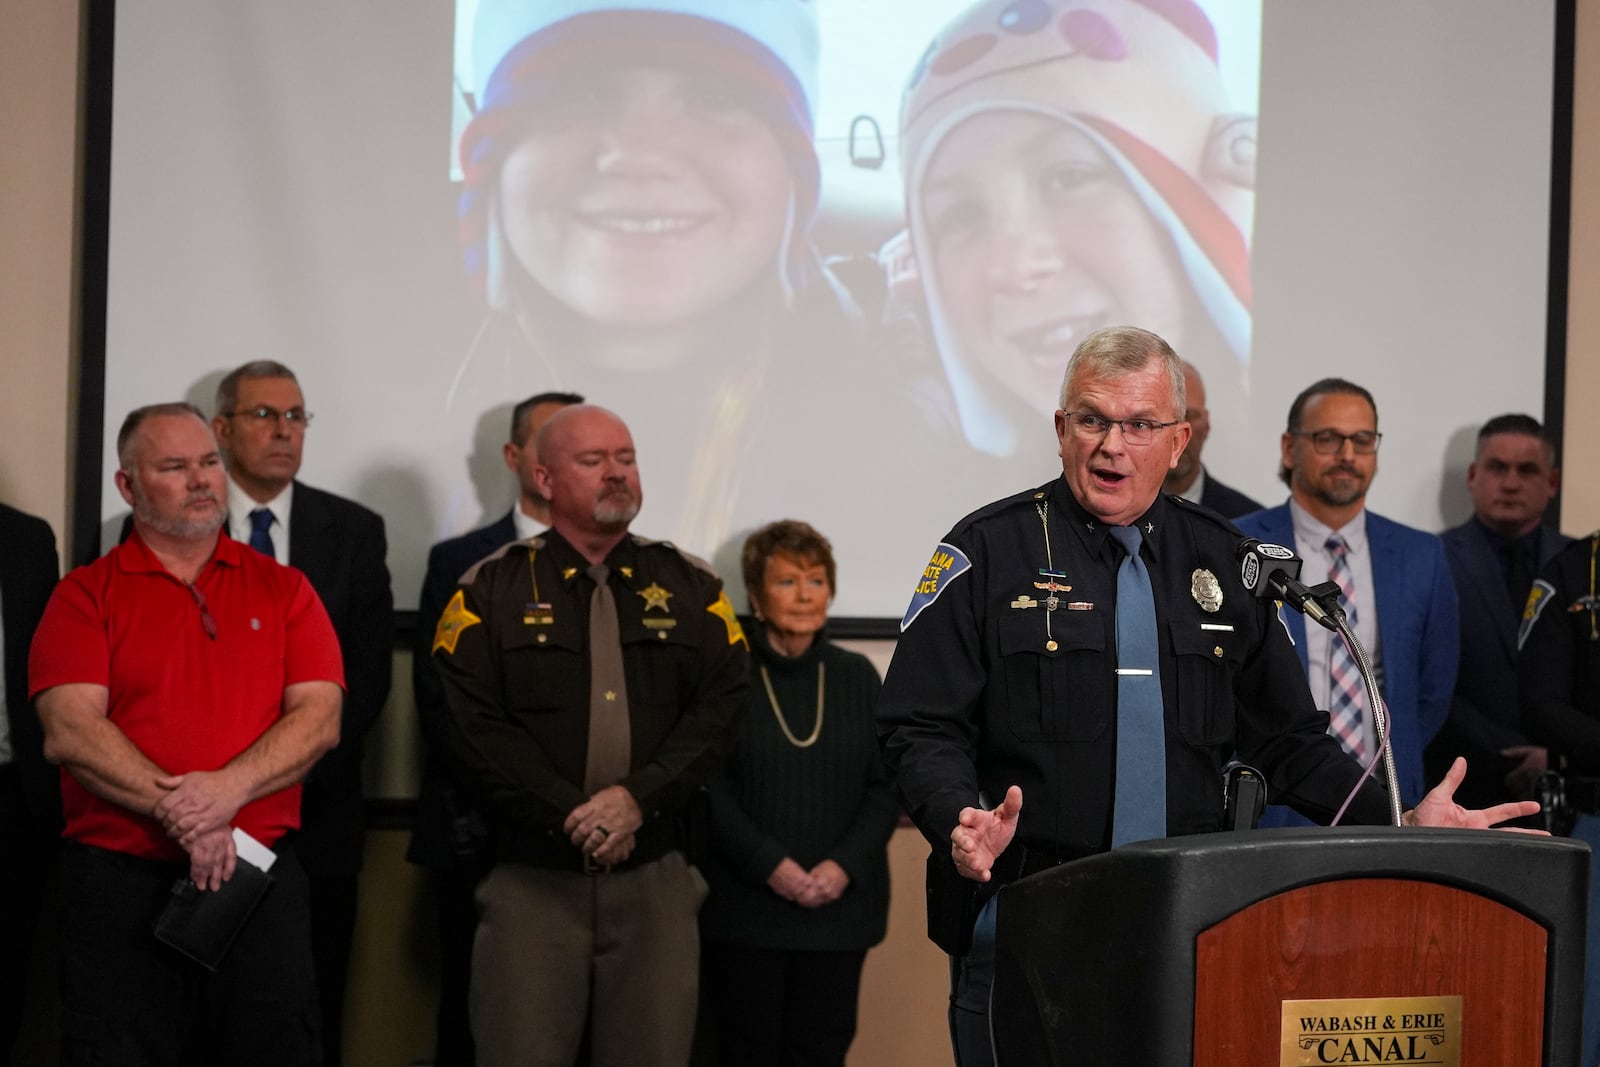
xmin=0 ymin=0 xmax=79 ymax=543
xmin=6 ymin=3 xmax=1599 ymax=1064
xmin=1565 ymin=2 xmax=1600 ymax=532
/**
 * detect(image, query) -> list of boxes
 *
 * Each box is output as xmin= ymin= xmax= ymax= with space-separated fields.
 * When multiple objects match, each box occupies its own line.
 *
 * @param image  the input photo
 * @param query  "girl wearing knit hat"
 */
xmin=444 ymin=0 xmax=911 ymax=562
xmin=899 ymin=0 xmax=1256 ymax=464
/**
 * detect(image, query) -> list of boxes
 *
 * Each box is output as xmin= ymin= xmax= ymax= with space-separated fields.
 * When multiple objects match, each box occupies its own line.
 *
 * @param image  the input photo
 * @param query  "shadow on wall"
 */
xmin=467 ymin=401 xmax=516 ymax=531
xmin=1436 ymin=423 xmax=1478 ymax=530
xmin=709 ymin=527 xmax=757 ymax=615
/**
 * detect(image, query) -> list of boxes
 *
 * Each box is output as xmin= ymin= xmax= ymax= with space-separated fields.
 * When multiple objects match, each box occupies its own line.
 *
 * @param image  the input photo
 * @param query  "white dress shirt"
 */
xmin=511 ymin=504 xmax=544 ymax=543
xmin=226 ymin=477 xmax=294 ymax=565
xmin=1177 ymin=467 xmax=1207 ymax=505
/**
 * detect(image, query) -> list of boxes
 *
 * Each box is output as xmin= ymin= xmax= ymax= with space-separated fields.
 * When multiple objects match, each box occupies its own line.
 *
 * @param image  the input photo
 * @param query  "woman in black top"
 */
xmin=700 ymin=521 xmax=900 ymax=1067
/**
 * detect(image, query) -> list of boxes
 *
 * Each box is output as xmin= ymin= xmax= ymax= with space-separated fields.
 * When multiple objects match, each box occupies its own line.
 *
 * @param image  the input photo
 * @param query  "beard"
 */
xmin=593 ymin=486 xmax=641 ymax=527
xmin=134 ymin=492 xmax=226 ymax=540
xmin=1307 ymin=466 xmax=1369 ymax=509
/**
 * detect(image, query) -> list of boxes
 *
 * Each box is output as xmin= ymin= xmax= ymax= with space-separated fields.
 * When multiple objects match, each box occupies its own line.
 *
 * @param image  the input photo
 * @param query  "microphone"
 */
xmin=1221 ymin=761 xmax=1267 ymax=831
xmin=1236 ymin=538 xmax=1340 ymax=632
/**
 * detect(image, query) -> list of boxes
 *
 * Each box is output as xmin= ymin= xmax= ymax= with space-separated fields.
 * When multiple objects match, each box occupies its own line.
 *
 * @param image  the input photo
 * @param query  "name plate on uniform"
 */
xmin=1279 ymin=997 xmax=1460 ymax=1065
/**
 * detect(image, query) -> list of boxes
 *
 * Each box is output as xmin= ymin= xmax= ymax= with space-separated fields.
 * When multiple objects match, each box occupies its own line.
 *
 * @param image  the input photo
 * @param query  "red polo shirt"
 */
xmin=29 ymin=531 xmax=345 ymax=861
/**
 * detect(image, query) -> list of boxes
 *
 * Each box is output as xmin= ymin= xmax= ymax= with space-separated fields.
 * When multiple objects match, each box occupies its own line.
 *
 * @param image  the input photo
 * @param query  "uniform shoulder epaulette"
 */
xmin=630 ymin=534 xmax=718 ymax=578
xmin=1168 ymin=493 xmax=1245 ymax=537
xmin=951 ymin=483 xmax=1058 ymax=534
xmin=458 ymin=536 xmax=540 ymax=586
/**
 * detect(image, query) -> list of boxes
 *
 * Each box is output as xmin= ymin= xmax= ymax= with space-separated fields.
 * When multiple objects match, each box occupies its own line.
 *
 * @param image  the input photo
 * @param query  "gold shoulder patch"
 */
xmin=706 ymin=591 xmax=748 ymax=649
xmin=433 ymin=589 xmax=482 ymax=655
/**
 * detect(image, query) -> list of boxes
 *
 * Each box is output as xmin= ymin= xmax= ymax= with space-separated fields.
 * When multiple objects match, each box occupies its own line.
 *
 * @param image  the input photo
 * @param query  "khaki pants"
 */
xmin=471 ymin=851 xmax=706 ymax=1067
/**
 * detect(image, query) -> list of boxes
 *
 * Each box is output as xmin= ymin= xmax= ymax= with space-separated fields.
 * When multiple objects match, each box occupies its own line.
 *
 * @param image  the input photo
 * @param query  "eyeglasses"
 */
xmin=1291 ymin=429 xmax=1382 ymax=455
xmin=188 ymin=583 xmax=217 ymax=641
xmin=226 ymin=405 xmax=314 ymax=428
xmin=1061 ymin=411 xmax=1181 ymax=446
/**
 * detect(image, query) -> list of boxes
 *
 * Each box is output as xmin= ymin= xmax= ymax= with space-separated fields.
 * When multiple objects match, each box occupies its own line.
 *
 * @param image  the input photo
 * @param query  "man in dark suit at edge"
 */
xmin=410 ymin=390 xmax=583 ymax=1067
xmin=212 ymin=362 xmax=394 ymax=1067
xmin=1161 ymin=360 xmax=1263 ymax=520
xmin=1428 ymin=414 xmax=1567 ymax=810
xmin=0 ymin=503 xmax=59 ymax=1067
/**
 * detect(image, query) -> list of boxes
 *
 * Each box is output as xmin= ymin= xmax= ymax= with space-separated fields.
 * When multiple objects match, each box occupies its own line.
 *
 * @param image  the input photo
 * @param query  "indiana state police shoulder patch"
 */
xmin=901 ymin=542 xmax=972 ymax=632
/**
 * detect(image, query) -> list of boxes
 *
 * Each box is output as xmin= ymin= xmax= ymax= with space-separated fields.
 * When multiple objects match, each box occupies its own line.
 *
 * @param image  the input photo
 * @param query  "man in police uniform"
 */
xmin=877 ymin=326 xmax=1539 ymax=1067
xmin=432 ymin=405 xmax=748 ymax=1067
xmin=1518 ymin=529 xmax=1600 ymax=1065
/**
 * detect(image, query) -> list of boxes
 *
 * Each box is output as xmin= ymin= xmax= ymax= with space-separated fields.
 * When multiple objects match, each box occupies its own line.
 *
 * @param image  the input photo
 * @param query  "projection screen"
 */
xmin=91 ymin=0 xmax=1561 ymax=620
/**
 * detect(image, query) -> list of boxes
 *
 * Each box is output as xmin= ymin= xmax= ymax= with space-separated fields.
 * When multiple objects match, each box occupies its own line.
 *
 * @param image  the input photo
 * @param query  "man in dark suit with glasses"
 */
xmin=212 ymin=362 xmax=393 ymax=1067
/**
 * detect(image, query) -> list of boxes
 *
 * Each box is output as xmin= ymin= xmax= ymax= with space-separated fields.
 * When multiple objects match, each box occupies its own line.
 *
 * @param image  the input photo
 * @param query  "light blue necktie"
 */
xmin=248 ymin=507 xmax=276 ymax=558
xmin=1108 ymin=525 xmax=1167 ymax=846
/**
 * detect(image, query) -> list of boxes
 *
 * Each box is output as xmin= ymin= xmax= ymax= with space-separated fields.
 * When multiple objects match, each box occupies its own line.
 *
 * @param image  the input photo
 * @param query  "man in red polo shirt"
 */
xmin=29 ymin=402 xmax=343 ymax=1067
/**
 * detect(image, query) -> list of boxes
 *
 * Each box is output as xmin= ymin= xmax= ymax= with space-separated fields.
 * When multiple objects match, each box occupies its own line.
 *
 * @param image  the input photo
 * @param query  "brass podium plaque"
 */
xmin=1280 ymin=997 xmax=1461 ymax=1065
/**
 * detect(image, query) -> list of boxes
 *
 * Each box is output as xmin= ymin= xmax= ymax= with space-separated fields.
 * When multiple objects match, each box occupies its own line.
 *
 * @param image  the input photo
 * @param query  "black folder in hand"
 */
xmin=152 ymin=860 xmax=275 ymax=972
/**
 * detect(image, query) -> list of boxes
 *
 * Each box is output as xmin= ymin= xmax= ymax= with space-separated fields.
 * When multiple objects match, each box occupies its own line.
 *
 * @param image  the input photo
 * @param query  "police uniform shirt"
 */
xmin=879 ymin=477 xmax=1390 ymax=875
xmin=1519 ymin=531 xmax=1600 ymax=770
xmin=431 ymin=529 xmax=749 ymax=865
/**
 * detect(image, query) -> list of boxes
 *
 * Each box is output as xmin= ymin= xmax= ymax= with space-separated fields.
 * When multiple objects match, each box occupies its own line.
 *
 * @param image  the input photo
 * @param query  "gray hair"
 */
xmin=215 ymin=360 xmax=300 ymax=417
xmin=1058 ymin=326 xmax=1185 ymax=415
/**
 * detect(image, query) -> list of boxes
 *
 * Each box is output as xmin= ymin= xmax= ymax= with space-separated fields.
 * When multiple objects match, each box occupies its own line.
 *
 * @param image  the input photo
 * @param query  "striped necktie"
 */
xmin=1324 ymin=534 xmax=1368 ymax=763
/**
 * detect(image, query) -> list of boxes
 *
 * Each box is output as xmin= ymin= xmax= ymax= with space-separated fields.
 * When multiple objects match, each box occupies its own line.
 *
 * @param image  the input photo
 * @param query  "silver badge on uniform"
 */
xmin=1191 ymin=568 xmax=1223 ymax=613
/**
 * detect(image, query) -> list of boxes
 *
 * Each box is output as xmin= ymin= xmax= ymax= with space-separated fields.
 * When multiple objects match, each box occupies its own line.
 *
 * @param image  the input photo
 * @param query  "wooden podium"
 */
xmin=991 ymin=828 xmax=1588 ymax=1065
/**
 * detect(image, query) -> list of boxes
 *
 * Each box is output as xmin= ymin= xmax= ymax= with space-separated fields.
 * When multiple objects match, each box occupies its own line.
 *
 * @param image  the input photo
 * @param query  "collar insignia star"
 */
xmin=562 ymin=567 xmax=578 ymax=580
xmin=1144 ymin=522 xmax=1155 ymax=534
xmin=638 ymin=582 xmax=674 ymax=612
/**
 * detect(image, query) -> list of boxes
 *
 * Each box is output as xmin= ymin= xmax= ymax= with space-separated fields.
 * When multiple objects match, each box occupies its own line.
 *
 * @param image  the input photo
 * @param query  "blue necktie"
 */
xmin=248 ymin=507 xmax=276 ymax=558
xmin=1108 ymin=525 xmax=1166 ymax=846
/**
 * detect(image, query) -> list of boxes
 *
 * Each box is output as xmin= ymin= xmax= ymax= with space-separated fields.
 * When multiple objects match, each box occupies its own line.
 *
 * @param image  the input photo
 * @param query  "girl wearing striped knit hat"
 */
xmin=898 ymin=0 xmax=1257 ymax=462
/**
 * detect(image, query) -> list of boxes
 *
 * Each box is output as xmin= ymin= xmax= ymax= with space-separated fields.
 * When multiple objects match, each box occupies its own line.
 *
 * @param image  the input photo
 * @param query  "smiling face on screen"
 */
xmin=498 ymin=65 xmax=794 ymax=332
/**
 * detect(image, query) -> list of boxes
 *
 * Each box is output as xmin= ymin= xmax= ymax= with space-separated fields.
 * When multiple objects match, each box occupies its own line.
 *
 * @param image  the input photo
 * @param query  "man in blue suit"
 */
xmin=1427 ymin=415 xmax=1566 ymax=811
xmin=409 ymin=389 xmax=582 ymax=1067
xmin=1236 ymin=378 xmax=1457 ymax=820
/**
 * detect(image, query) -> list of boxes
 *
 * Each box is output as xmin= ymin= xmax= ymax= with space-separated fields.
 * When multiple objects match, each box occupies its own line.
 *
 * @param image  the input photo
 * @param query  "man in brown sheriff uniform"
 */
xmin=433 ymin=405 xmax=749 ymax=1067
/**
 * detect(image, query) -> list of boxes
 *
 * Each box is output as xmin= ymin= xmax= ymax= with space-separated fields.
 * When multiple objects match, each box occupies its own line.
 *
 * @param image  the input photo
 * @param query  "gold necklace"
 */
xmin=760 ymin=662 xmax=825 ymax=748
